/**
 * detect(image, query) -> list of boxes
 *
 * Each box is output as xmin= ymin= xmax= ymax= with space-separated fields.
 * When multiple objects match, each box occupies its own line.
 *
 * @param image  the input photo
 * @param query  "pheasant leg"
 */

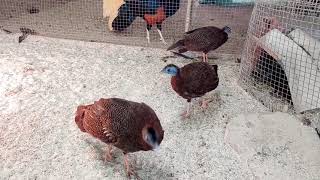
xmin=180 ymin=102 xmax=191 ymax=119
xmin=199 ymin=98 xmax=214 ymax=110
xmin=104 ymin=145 xmax=113 ymax=162
xmin=202 ymin=53 xmax=206 ymax=62
xmin=202 ymin=53 xmax=209 ymax=62
xmin=123 ymin=153 xmax=141 ymax=180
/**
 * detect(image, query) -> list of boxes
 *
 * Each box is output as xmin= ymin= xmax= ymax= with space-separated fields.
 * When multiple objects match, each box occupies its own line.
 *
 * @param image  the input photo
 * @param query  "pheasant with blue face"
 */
xmin=161 ymin=62 xmax=219 ymax=118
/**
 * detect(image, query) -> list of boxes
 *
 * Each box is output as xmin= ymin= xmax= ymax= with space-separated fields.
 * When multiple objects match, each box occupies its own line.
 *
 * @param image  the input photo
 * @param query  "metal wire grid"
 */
xmin=0 ymin=0 xmax=253 ymax=53
xmin=189 ymin=0 xmax=254 ymax=54
xmin=239 ymin=0 xmax=320 ymax=113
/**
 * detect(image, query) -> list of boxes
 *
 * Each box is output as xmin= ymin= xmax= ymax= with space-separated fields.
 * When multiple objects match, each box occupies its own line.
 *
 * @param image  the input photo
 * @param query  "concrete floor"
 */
xmin=0 ymin=31 xmax=319 ymax=179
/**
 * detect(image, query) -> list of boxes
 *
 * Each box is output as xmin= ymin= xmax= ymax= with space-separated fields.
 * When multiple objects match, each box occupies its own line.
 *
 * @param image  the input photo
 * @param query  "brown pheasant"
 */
xmin=167 ymin=26 xmax=231 ymax=62
xmin=161 ymin=62 xmax=219 ymax=118
xmin=75 ymin=98 xmax=164 ymax=179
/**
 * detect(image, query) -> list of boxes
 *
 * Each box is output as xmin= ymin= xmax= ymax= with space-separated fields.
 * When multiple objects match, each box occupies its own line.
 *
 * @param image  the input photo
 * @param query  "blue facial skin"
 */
xmin=161 ymin=66 xmax=178 ymax=76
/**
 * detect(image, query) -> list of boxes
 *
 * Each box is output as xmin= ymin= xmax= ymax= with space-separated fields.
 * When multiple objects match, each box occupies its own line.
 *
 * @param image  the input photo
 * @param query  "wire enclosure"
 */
xmin=0 ymin=0 xmax=253 ymax=54
xmin=239 ymin=0 xmax=320 ymax=112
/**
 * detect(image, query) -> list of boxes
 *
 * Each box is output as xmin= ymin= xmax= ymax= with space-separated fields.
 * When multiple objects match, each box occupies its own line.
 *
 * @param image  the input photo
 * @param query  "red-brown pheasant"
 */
xmin=161 ymin=62 xmax=219 ymax=118
xmin=167 ymin=26 xmax=231 ymax=62
xmin=75 ymin=98 xmax=164 ymax=179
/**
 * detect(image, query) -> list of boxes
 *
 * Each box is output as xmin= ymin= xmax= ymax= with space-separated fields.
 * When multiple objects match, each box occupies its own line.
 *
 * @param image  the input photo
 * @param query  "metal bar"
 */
xmin=185 ymin=0 xmax=193 ymax=32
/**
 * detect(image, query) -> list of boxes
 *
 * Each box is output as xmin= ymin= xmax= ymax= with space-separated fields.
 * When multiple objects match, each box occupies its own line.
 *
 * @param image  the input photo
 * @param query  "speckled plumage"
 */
xmin=75 ymin=98 xmax=164 ymax=153
xmin=170 ymin=62 xmax=219 ymax=101
xmin=162 ymin=62 xmax=219 ymax=118
xmin=167 ymin=26 xmax=230 ymax=62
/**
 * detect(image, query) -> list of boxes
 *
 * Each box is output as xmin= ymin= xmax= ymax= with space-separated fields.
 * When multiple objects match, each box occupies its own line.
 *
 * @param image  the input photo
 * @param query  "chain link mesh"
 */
xmin=239 ymin=0 xmax=320 ymax=112
xmin=0 ymin=0 xmax=254 ymax=54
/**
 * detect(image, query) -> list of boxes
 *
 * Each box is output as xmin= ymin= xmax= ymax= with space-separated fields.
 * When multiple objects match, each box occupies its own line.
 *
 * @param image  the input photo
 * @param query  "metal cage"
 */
xmin=239 ymin=0 xmax=320 ymax=112
xmin=0 ymin=0 xmax=254 ymax=54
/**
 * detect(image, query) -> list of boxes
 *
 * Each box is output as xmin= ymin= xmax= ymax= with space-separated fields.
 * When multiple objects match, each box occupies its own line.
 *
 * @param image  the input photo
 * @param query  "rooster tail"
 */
xmin=167 ymin=39 xmax=185 ymax=51
xmin=111 ymin=2 xmax=137 ymax=31
xmin=103 ymin=0 xmax=125 ymax=18
xmin=103 ymin=0 xmax=111 ymax=18
xmin=75 ymin=105 xmax=88 ymax=132
xmin=165 ymin=0 xmax=181 ymax=17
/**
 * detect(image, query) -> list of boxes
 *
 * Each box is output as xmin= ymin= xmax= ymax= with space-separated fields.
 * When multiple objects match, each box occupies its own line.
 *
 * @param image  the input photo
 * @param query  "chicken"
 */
xmin=161 ymin=62 xmax=219 ymax=118
xmin=167 ymin=26 xmax=231 ymax=62
xmin=103 ymin=0 xmax=125 ymax=31
xmin=110 ymin=0 xmax=180 ymax=44
xmin=75 ymin=98 xmax=164 ymax=179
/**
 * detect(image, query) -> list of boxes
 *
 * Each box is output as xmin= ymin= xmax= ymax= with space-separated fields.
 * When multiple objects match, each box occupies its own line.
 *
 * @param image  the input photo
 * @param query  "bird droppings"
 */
xmin=0 ymin=31 xmax=276 ymax=179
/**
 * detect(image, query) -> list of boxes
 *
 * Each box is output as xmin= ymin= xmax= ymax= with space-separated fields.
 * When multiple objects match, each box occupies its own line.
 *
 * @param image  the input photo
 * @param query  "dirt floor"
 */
xmin=1 ymin=30 xmax=320 ymax=180
xmin=0 ymin=0 xmax=253 ymax=55
xmin=0 ymin=30 xmax=269 ymax=179
xmin=1 ymin=1 xmax=320 ymax=179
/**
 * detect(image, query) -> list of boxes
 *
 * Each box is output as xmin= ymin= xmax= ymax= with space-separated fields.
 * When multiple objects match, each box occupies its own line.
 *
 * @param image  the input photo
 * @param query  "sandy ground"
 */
xmin=0 ymin=31 xmax=274 ymax=179
xmin=226 ymin=112 xmax=320 ymax=180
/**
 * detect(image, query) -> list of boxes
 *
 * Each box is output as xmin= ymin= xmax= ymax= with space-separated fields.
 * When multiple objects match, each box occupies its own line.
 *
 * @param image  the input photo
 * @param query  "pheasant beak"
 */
xmin=152 ymin=142 xmax=160 ymax=152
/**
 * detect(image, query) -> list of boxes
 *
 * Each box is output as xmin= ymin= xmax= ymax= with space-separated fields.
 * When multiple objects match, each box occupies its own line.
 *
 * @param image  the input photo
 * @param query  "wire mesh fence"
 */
xmin=0 ymin=0 xmax=254 ymax=55
xmin=239 ymin=0 xmax=320 ymax=113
